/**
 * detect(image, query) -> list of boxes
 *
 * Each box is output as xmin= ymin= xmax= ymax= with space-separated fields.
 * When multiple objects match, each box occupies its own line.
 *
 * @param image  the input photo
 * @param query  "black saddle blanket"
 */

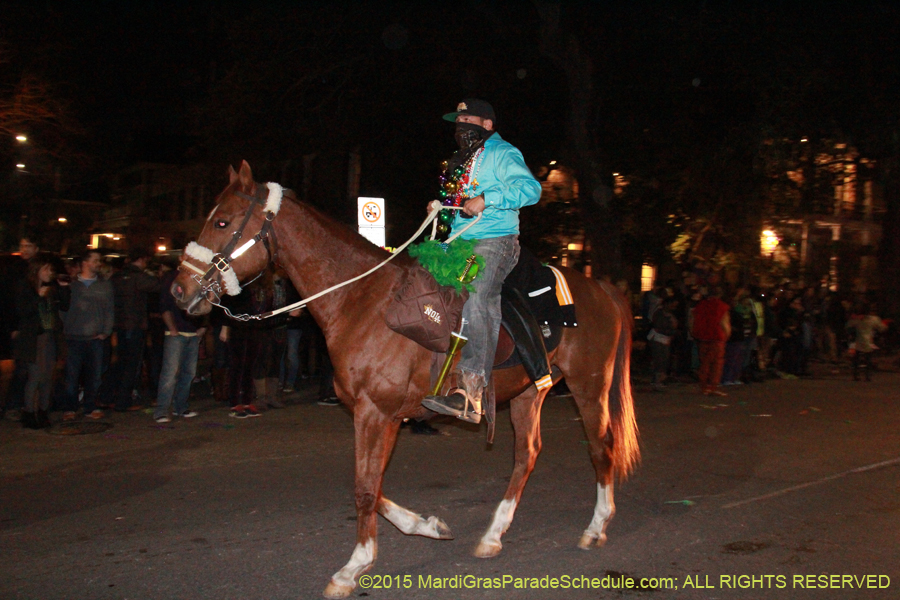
xmin=496 ymin=247 xmax=578 ymax=371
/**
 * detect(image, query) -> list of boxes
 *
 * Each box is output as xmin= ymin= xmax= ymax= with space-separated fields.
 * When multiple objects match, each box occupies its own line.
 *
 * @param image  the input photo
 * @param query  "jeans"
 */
xmin=458 ymin=235 xmax=520 ymax=380
xmin=281 ymin=328 xmax=302 ymax=388
xmin=722 ymin=340 xmax=747 ymax=383
xmin=108 ymin=329 xmax=146 ymax=410
xmin=154 ymin=334 xmax=199 ymax=419
xmin=64 ymin=339 xmax=105 ymax=413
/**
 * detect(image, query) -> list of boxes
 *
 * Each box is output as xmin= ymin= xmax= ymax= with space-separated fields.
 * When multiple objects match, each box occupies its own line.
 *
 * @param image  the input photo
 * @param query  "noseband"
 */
xmin=181 ymin=182 xmax=283 ymax=300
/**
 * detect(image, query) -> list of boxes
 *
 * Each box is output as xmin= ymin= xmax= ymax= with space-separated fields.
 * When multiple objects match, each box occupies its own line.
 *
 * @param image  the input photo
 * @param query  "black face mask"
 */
xmin=454 ymin=122 xmax=490 ymax=149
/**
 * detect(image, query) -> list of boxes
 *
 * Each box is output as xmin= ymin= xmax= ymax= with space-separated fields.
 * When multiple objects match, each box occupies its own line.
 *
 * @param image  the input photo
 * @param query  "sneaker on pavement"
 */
xmin=178 ymin=410 xmax=198 ymax=418
xmin=244 ymin=404 xmax=262 ymax=417
xmin=229 ymin=405 xmax=248 ymax=419
xmin=86 ymin=409 xmax=105 ymax=420
xmin=63 ymin=411 xmax=77 ymax=421
xmin=154 ymin=415 xmax=171 ymax=423
xmin=317 ymin=397 xmax=340 ymax=406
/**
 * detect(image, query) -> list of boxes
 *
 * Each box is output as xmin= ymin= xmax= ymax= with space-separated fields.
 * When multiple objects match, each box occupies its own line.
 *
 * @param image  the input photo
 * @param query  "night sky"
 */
xmin=2 ymin=1 xmax=899 ymax=247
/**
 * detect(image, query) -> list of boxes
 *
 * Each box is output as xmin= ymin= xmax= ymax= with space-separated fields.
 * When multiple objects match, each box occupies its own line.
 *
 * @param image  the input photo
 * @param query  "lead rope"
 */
xmin=214 ymin=201 xmax=481 ymax=321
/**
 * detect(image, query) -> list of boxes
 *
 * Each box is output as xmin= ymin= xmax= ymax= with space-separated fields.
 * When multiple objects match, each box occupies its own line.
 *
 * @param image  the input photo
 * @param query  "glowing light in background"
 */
xmin=761 ymin=229 xmax=780 ymax=256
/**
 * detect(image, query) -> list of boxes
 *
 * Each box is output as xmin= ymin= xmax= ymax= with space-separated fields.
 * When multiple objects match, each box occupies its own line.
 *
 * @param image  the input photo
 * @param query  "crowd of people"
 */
xmin=638 ymin=274 xmax=893 ymax=395
xmin=0 ymin=232 xmax=336 ymax=429
xmin=3 ymin=229 xmax=894 ymax=430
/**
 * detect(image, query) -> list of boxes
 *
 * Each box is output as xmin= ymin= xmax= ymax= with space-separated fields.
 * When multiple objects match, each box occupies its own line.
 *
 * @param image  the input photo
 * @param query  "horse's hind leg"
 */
xmin=475 ymin=386 xmax=547 ymax=558
xmin=324 ymin=405 xmax=400 ymax=599
xmin=569 ymin=381 xmax=616 ymax=549
xmin=377 ymin=497 xmax=454 ymax=539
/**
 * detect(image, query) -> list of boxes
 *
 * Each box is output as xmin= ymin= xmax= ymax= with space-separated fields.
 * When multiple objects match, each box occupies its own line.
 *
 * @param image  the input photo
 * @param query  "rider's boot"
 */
xmin=422 ymin=371 xmax=484 ymax=424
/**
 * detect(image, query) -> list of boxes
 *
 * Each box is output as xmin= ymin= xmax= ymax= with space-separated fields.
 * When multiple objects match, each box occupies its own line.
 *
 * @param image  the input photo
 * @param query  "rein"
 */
xmin=206 ymin=198 xmax=480 ymax=322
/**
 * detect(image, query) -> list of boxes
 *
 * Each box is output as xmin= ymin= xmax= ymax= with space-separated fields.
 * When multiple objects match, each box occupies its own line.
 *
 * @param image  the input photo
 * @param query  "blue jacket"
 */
xmin=451 ymin=132 xmax=541 ymax=239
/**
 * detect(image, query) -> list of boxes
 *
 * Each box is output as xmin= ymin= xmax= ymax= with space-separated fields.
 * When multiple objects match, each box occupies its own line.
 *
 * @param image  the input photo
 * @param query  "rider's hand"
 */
xmin=463 ymin=195 xmax=486 ymax=216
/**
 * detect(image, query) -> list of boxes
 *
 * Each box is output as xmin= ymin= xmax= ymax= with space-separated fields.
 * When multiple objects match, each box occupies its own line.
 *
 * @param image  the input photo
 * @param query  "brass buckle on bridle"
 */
xmin=212 ymin=254 xmax=231 ymax=273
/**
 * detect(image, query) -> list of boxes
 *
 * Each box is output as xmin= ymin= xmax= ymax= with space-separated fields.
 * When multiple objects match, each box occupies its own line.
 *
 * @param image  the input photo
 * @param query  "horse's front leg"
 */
xmin=378 ymin=497 xmax=454 ymax=539
xmin=324 ymin=404 xmax=400 ymax=599
xmin=475 ymin=387 xmax=547 ymax=558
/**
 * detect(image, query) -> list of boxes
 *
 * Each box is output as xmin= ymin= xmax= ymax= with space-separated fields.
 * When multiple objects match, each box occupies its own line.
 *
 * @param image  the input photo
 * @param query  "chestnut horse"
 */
xmin=172 ymin=161 xmax=639 ymax=599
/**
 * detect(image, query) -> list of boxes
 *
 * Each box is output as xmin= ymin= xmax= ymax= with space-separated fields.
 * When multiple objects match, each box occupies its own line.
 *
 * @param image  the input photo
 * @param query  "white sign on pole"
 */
xmin=358 ymin=197 xmax=386 ymax=247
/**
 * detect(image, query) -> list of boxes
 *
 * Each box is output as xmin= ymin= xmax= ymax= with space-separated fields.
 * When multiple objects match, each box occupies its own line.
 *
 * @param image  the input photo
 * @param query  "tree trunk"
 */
xmin=878 ymin=156 xmax=900 ymax=316
xmin=535 ymin=1 xmax=621 ymax=280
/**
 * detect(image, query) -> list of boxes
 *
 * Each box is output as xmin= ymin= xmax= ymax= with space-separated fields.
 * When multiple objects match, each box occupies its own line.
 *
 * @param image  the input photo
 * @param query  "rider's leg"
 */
xmin=423 ymin=235 xmax=519 ymax=423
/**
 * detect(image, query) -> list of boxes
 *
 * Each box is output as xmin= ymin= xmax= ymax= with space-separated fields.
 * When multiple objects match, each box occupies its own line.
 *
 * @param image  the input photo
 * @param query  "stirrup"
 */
xmin=422 ymin=388 xmax=482 ymax=424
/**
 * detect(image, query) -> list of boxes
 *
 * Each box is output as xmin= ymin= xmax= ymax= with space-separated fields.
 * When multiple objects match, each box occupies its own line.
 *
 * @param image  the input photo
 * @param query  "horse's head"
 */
xmin=172 ymin=160 xmax=282 ymax=315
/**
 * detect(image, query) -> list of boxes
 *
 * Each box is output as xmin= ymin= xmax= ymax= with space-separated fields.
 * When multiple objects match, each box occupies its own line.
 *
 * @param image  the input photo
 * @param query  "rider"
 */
xmin=422 ymin=99 xmax=542 ymax=423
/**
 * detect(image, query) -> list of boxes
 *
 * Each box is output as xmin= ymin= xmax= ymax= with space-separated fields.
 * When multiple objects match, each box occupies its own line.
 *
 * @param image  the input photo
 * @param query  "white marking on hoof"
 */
xmin=378 ymin=498 xmax=454 ymax=539
xmin=474 ymin=540 xmax=503 ymax=558
xmin=476 ymin=498 xmax=517 ymax=558
xmin=328 ymin=539 xmax=374 ymax=597
xmin=579 ymin=483 xmax=614 ymax=550
xmin=323 ymin=580 xmax=354 ymax=599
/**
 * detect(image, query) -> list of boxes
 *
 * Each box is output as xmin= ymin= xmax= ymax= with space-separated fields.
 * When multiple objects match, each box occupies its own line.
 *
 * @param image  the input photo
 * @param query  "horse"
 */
xmin=171 ymin=161 xmax=639 ymax=599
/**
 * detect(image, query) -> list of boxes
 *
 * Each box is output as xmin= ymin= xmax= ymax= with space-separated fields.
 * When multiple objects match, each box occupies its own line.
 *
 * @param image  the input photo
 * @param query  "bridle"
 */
xmin=180 ymin=182 xmax=284 ymax=305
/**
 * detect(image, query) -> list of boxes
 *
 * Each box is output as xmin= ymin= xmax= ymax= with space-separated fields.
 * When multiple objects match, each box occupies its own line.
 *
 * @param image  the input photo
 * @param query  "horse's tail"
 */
xmin=600 ymin=280 xmax=641 ymax=480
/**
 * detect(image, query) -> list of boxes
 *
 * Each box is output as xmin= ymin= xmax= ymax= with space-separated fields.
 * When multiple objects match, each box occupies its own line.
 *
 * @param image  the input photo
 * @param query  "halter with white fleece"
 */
xmin=182 ymin=182 xmax=283 ymax=296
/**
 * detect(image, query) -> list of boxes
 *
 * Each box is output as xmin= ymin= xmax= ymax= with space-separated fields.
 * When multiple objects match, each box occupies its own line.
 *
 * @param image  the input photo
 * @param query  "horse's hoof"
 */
xmin=474 ymin=541 xmax=502 ymax=558
xmin=323 ymin=580 xmax=354 ymax=599
xmin=428 ymin=516 xmax=455 ymax=540
xmin=577 ymin=532 xmax=607 ymax=550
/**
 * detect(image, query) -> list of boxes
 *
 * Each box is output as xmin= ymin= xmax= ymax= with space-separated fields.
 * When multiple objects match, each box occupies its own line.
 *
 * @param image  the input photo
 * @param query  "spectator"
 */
xmin=209 ymin=305 xmax=232 ymax=405
xmin=722 ymin=288 xmax=754 ymax=386
xmin=778 ymin=296 xmax=807 ymax=376
xmin=59 ymin=249 xmax=114 ymax=420
xmin=106 ymin=249 xmax=160 ymax=412
xmin=2 ymin=233 xmax=42 ymax=419
xmin=822 ymin=291 xmax=847 ymax=364
xmin=692 ymin=286 xmax=731 ymax=396
xmin=252 ymin=269 xmax=289 ymax=410
xmin=224 ymin=286 xmax=262 ymax=418
xmin=648 ymin=295 xmax=678 ymax=391
xmin=846 ymin=303 xmax=887 ymax=381
xmin=280 ymin=282 xmax=304 ymax=394
xmin=14 ymin=254 xmax=63 ymax=428
xmin=153 ymin=269 xmax=204 ymax=423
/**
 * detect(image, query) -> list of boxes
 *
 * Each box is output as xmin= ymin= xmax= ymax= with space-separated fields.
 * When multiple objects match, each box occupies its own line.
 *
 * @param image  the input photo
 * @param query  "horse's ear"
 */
xmin=238 ymin=160 xmax=254 ymax=189
xmin=228 ymin=164 xmax=238 ymax=184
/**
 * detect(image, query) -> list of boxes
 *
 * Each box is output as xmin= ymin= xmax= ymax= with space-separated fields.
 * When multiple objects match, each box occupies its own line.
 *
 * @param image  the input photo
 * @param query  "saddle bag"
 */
xmin=384 ymin=265 xmax=468 ymax=353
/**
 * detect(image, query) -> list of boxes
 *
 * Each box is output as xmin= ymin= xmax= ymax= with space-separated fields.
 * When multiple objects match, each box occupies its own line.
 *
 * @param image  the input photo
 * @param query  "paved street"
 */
xmin=1 ymin=365 xmax=898 ymax=600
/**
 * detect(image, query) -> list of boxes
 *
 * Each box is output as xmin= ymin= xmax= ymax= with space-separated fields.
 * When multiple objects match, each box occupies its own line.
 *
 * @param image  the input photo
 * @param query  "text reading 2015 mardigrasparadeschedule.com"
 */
xmin=356 ymin=572 xmax=892 ymax=593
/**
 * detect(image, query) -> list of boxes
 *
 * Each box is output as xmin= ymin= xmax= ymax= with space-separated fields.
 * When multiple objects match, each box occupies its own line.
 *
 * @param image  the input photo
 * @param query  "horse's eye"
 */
xmin=215 ymin=220 xmax=229 ymax=229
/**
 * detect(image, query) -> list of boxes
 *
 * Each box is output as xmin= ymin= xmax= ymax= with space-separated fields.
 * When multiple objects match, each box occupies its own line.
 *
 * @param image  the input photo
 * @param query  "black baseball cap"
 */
xmin=442 ymin=98 xmax=497 ymax=123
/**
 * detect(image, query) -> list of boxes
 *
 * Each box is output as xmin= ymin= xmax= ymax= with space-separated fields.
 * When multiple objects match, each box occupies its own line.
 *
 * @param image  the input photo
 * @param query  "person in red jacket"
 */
xmin=691 ymin=287 xmax=731 ymax=396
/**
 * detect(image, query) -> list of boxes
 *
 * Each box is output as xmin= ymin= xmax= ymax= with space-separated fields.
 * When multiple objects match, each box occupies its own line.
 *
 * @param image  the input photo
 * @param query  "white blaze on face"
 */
xmin=206 ymin=205 xmax=219 ymax=222
xmin=331 ymin=539 xmax=375 ymax=589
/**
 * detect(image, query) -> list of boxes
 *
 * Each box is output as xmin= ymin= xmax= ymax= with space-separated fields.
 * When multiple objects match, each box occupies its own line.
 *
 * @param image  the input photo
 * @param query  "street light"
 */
xmin=16 ymin=163 xmax=25 ymax=169
xmin=15 ymin=135 xmax=27 ymax=142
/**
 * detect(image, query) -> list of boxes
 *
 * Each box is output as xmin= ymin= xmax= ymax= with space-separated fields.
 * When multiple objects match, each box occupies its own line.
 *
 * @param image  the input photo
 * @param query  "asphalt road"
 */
xmin=1 ymin=366 xmax=898 ymax=600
